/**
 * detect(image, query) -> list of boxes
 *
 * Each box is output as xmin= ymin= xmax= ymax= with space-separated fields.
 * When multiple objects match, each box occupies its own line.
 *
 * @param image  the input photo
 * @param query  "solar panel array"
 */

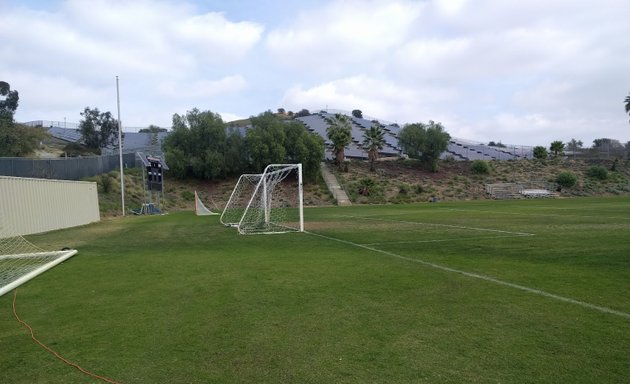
xmin=297 ymin=113 xmax=533 ymax=161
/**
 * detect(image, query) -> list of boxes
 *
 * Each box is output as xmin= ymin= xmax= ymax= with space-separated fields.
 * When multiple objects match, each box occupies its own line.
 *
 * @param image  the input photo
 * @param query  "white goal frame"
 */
xmin=0 ymin=249 xmax=78 ymax=297
xmin=0 ymin=187 xmax=78 ymax=296
xmin=195 ymin=191 xmax=219 ymax=216
xmin=220 ymin=163 xmax=304 ymax=235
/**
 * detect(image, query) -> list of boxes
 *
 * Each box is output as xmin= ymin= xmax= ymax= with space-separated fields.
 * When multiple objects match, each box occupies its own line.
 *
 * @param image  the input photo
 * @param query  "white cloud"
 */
xmin=2 ymin=0 xmax=629 ymax=145
xmin=0 ymin=0 xmax=263 ymax=125
xmin=281 ymin=75 xmax=457 ymax=123
xmin=158 ymin=75 xmax=248 ymax=99
xmin=266 ymin=0 xmax=423 ymax=72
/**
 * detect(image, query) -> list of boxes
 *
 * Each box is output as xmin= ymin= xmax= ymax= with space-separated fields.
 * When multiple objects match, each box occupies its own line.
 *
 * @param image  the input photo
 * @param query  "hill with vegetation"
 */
xmin=92 ymin=157 xmax=630 ymax=217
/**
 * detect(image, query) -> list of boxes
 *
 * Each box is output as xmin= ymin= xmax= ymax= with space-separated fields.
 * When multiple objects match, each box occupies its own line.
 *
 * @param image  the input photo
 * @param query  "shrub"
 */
xmin=471 ymin=160 xmax=491 ymax=175
xmin=358 ymin=177 xmax=376 ymax=196
xmin=99 ymin=174 xmax=114 ymax=193
xmin=611 ymin=158 xmax=619 ymax=171
xmin=181 ymin=190 xmax=195 ymax=201
xmin=587 ymin=166 xmax=608 ymax=180
xmin=415 ymin=184 xmax=425 ymax=194
xmin=398 ymin=183 xmax=409 ymax=195
xmin=556 ymin=172 xmax=577 ymax=188
xmin=533 ymin=146 xmax=548 ymax=160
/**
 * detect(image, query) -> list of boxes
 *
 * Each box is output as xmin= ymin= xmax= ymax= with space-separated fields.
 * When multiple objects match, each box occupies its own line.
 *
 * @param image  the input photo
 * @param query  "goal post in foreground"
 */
xmin=0 ymin=222 xmax=77 ymax=297
xmin=220 ymin=163 xmax=304 ymax=235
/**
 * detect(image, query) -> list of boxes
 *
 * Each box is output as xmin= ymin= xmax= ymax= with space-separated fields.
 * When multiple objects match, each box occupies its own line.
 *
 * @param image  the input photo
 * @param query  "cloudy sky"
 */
xmin=2 ymin=0 xmax=629 ymax=146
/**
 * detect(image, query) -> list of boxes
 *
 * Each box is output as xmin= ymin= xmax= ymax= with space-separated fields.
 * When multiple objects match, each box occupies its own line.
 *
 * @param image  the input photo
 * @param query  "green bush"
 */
xmin=181 ymin=190 xmax=195 ymax=201
xmin=398 ymin=183 xmax=410 ymax=195
xmin=587 ymin=166 xmax=608 ymax=180
xmin=533 ymin=146 xmax=548 ymax=160
xmin=556 ymin=172 xmax=577 ymax=188
xmin=471 ymin=160 xmax=491 ymax=175
xmin=99 ymin=174 xmax=114 ymax=193
xmin=358 ymin=177 xmax=376 ymax=196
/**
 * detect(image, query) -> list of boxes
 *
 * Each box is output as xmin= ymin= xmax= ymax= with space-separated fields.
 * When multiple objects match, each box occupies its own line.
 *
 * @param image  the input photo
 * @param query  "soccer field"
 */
xmin=1 ymin=197 xmax=629 ymax=383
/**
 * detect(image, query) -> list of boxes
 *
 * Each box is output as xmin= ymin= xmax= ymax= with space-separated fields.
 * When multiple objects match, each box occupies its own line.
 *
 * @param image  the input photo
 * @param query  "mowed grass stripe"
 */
xmin=306 ymin=230 xmax=630 ymax=319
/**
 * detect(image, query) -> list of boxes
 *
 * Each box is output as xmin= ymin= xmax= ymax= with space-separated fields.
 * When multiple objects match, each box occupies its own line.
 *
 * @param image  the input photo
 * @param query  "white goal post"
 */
xmin=0 ymin=217 xmax=77 ymax=297
xmin=195 ymin=191 xmax=219 ymax=216
xmin=220 ymin=163 xmax=304 ymax=235
xmin=0 ymin=178 xmax=79 ymax=297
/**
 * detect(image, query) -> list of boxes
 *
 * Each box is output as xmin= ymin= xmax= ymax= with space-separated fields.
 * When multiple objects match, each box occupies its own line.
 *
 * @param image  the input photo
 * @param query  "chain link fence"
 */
xmin=0 ymin=153 xmax=137 ymax=180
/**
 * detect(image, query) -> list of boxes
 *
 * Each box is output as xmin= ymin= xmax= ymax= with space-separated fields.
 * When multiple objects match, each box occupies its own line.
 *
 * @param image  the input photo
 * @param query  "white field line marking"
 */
xmin=336 ymin=214 xmax=535 ymax=236
xmin=306 ymin=231 xmax=630 ymax=319
xmin=436 ymin=207 xmax=630 ymax=221
xmin=364 ymin=234 xmax=532 ymax=246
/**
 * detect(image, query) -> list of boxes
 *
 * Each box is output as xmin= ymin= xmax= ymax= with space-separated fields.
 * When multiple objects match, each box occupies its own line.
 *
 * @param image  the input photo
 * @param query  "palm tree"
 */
xmin=326 ymin=113 xmax=352 ymax=168
xmin=625 ymin=93 xmax=630 ymax=122
xmin=362 ymin=121 xmax=385 ymax=171
xmin=549 ymin=140 xmax=565 ymax=158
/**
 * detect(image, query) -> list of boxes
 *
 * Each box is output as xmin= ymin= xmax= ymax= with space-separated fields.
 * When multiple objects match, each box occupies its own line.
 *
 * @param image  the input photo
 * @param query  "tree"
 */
xmin=399 ymin=120 xmax=450 ymax=172
xmin=284 ymin=120 xmax=325 ymax=181
xmin=163 ymin=108 xmax=227 ymax=179
xmin=294 ymin=108 xmax=310 ymax=118
xmin=326 ymin=113 xmax=353 ymax=167
xmin=78 ymin=107 xmax=121 ymax=151
xmin=352 ymin=109 xmax=363 ymax=119
xmin=139 ymin=125 xmax=167 ymax=133
xmin=0 ymin=81 xmax=19 ymax=122
xmin=277 ymin=108 xmax=286 ymax=115
xmin=566 ymin=138 xmax=583 ymax=151
xmin=0 ymin=81 xmax=49 ymax=157
xmin=625 ymin=93 xmax=630 ymax=122
xmin=549 ymin=140 xmax=565 ymax=158
xmin=246 ymin=111 xmax=287 ymax=172
xmin=224 ymin=128 xmax=248 ymax=176
xmin=362 ymin=121 xmax=385 ymax=171
xmin=533 ymin=146 xmax=548 ymax=160
xmin=488 ymin=141 xmax=506 ymax=148
xmin=0 ymin=121 xmax=48 ymax=157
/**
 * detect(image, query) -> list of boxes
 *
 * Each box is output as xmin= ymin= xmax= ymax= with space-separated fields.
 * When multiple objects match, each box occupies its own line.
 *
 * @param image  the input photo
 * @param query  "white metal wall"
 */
xmin=0 ymin=176 xmax=100 ymax=236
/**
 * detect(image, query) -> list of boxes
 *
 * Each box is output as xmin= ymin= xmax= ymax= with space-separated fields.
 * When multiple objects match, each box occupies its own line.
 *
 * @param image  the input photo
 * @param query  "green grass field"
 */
xmin=1 ymin=197 xmax=629 ymax=383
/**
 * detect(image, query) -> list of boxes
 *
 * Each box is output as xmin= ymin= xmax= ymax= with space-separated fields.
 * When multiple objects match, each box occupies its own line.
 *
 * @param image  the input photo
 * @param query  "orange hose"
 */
xmin=12 ymin=289 xmax=124 ymax=384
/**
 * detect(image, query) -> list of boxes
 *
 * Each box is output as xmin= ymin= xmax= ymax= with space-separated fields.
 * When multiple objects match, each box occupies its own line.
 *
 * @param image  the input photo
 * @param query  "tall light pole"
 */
xmin=116 ymin=76 xmax=125 ymax=216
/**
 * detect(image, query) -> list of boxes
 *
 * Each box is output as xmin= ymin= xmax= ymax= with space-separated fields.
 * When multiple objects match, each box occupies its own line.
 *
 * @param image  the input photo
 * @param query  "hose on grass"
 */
xmin=12 ymin=289 xmax=124 ymax=384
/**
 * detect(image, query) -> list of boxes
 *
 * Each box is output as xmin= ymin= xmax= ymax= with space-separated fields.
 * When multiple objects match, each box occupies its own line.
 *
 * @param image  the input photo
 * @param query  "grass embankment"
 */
xmin=333 ymin=158 xmax=630 ymax=204
xmin=1 ymin=197 xmax=629 ymax=383
xmin=87 ymin=158 xmax=630 ymax=217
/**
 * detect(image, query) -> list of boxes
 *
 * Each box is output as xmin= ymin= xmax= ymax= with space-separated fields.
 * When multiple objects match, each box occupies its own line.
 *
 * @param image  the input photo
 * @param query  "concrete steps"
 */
xmin=320 ymin=162 xmax=352 ymax=206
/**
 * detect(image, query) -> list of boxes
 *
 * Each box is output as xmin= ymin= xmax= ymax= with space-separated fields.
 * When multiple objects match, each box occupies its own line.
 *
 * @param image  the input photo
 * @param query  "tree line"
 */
xmin=4 ymin=78 xmax=628 ymax=173
xmin=163 ymin=109 xmax=324 ymax=182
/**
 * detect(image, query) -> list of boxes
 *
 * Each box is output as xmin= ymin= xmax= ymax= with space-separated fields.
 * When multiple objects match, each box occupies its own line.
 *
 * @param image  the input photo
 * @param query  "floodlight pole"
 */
xmin=116 ymin=76 xmax=125 ymax=216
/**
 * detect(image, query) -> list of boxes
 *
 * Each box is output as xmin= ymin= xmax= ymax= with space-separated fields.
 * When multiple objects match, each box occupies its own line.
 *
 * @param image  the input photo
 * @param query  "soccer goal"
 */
xmin=220 ymin=164 xmax=304 ymax=235
xmin=0 ymin=212 xmax=77 ymax=297
xmin=195 ymin=191 xmax=219 ymax=216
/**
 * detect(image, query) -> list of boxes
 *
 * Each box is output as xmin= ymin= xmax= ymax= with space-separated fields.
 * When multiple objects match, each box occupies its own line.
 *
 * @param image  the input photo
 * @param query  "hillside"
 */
xmin=92 ymin=158 xmax=630 ymax=217
xmin=332 ymin=158 xmax=630 ymax=204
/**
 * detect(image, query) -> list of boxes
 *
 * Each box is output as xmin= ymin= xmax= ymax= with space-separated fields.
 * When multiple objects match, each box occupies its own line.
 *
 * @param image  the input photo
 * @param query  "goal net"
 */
xmin=195 ymin=191 xmax=219 ymax=216
xmin=0 ymin=206 xmax=77 ymax=297
xmin=220 ymin=164 xmax=304 ymax=235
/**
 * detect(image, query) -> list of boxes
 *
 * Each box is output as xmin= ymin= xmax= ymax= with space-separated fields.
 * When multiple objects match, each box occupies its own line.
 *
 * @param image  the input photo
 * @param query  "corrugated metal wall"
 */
xmin=0 ymin=176 xmax=100 ymax=237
